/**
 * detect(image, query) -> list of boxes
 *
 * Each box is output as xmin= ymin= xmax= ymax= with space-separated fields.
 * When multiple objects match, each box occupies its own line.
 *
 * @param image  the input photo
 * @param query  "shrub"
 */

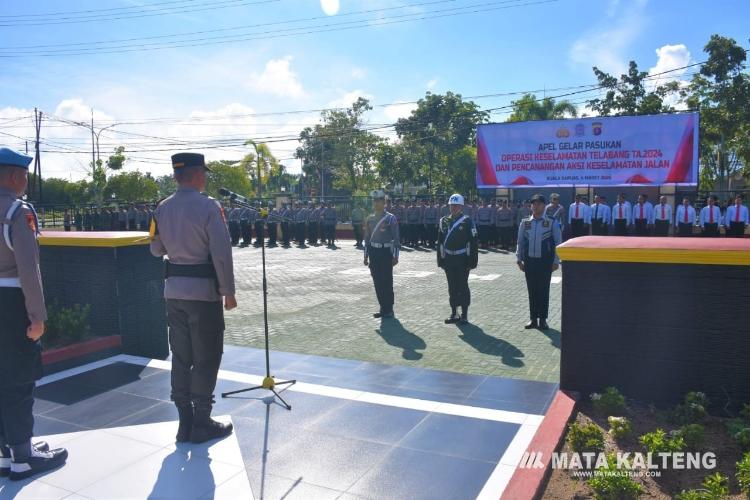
xmin=568 ymin=421 xmax=605 ymax=453
xmin=45 ymin=301 xmax=91 ymax=346
xmin=675 ymin=473 xmax=730 ymax=500
xmin=678 ymin=424 xmax=706 ymax=451
xmin=737 ymin=452 xmax=750 ymax=499
xmin=639 ymin=428 xmax=685 ymax=455
xmin=608 ymin=416 xmax=632 ymax=440
xmin=673 ymin=392 xmax=709 ymax=424
xmin=587 ymin=454 xmax=643 ymax=499
xmin=591 ymin=387 xmax=627 ymax=415
xmin=735 ymin=428 xmax=750 ymax=452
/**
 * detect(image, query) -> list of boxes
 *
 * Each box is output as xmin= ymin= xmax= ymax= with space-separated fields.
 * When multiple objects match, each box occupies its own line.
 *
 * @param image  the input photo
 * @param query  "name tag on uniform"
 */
xmin=524 ymin=221 xmax=531 ymax=229
xmin=543 ymin=220 xmax=550 ymax=228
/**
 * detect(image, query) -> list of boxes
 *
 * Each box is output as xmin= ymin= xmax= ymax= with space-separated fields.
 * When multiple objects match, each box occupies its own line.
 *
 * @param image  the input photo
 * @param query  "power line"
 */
xmin=0 ymin=0 xmax=279 ymax=27
xmin=0 ymin=0 xmax=555 ymax=56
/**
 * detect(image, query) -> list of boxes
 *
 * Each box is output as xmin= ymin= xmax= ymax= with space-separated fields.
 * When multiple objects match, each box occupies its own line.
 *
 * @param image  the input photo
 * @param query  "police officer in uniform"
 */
xmin=725 ymin=194 xmax=749 ymax=238
xmin=437 ymin=194 xmax=478 ymax=325
xmin=351 ymin=203 xmax=366 ymax=248
xmin=267 ymin=201 xmax=279 ymax=247
xmin=590 ymin=195 xmax=610 ymax=236
xmin=294 ymin=202 xmax=308 ymax=247
xmin=280 ymin=203 xmax=291 ymax=248
xmin=228 ymin=205 xmax=241 ymax=246
xmin=0 ymin=147 xmax=68 ymax=480
xmin=516 ymin=194 xmax=562 ymax=331
xmin=364 ymin=190 xmax=399 ymax=318
xmin=253 ymin=202 xmax=265 ymax=247
xmin=699 ymin=195 xmax=721 ymax=237
xmin=653 ymin=196 xmax=672 ymax=236
xmin=495 ymin=200 xmax=513 ymax=250
xmin=568 ymin=194 xmax=590 ymax=238
xmin=239 ymin=205 xmax=252 ymax=247
xmin=423 ymin=200 xmax=440 ymax=249
xmin=149 ymin=153 xmax=236 ymax=444
xmin=476 ymin=200 xmax=493 ymax=249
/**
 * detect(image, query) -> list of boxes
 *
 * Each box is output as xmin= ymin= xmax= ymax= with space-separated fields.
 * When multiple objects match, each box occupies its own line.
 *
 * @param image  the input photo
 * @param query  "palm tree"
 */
xmin=507 ymin=94 xmax=578 ymax=122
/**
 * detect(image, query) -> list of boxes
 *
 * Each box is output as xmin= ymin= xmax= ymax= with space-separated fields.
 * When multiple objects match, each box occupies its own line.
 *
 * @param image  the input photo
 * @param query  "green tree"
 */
xmin=241 ymin=141 xmax=282 ymax=196
xmin=394 ymin=91 xmax=487 ymax=194
xmin=507 ymin=94 xmax=578 ymax=122
xmin=587 ymin=60 xmax=680 ymax=116
xmin=205 ymin=160 xmax=253 ymax=199
xmin=154 ymin=174 xmax=177 ymax=199
xmin=104 ymin=171 xmax=159 ymax=202
xmin=682 ymin=34 xmax=750 ymax=190
xmin=106 ymin=146 xmax=127 ymax=171
xmin=296 ymin=97 xmax=382 ymax=195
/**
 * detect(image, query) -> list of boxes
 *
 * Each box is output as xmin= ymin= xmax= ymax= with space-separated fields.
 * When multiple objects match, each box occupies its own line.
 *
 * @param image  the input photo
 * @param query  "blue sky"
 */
xmin=0 ymin=0 xmax=748 ymax=179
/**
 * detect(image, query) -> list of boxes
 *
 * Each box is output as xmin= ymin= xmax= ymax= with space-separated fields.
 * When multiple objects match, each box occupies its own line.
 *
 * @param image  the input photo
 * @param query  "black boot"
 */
xmin=525 ymin=319 xmax=538 ymax=329
xmin=444 ymin=307 xmax=458 ymax=324
xmin=176 ymin=403 xmax=194 ymax=443
xmin=0 ymin=442 xmax=49 ymax=477
xmin=190 ymin=405 xmax=233 ymax=444
xmin=459 ymin=307 xmax=469 ymax=325
xmin=9 ymin=441 xmax=68 ymax=481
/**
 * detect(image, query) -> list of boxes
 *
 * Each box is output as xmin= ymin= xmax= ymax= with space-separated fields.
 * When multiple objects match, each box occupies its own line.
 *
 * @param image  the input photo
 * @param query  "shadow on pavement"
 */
xmin=456 ymin=323 xmax=525 ymax=368
xmin=376 ymin=318 xmax=426 ymax=361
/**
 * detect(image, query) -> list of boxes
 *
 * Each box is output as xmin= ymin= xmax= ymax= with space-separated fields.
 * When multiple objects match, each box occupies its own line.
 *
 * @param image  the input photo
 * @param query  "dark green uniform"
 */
xmin=437 ymin=211 xmax=478 ymax=321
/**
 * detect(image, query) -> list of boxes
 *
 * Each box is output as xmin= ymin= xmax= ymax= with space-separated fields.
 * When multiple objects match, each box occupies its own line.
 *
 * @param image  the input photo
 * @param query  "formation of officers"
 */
xmin=558 ymin=192 xmax=749 ymax=238
xmin=61 ymin=204 xmax=153 ymax=232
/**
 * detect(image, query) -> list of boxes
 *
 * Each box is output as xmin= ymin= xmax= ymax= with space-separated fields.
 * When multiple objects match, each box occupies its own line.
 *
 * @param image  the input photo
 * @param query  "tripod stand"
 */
xmin=219 ymin=190 xmax=296 ymax=410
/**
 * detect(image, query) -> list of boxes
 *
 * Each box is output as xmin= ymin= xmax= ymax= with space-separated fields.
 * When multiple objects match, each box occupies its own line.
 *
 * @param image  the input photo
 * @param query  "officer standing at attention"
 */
xmin=279 ymin=203 xmax=290 ymax=248
xmin=363 ymin=190 xmax=399 ymax=318
xmin=724 ymin=194 xmax=748 ymax=238
xmin=632 ymin=194 xmax=654 ymax=236
xmin=495 ymin=200 xmax=513 ymax=250
xmin=253 ymin=202 xmax=265 ymax=247
xmin=476 ymin=200 xmax=493 ymax=249
xmin=653 ymin=195 xmax=672 ymax=236
xmin=589 ymin=195 xmax=610 ymax=235
xmin=611 ymin=193 xmax=631 ymax=236
xmin=422 ymin=200 xmax=440 ymax=249
xmin=63 ymin=209 xmax=71 ymax=232
xmin=545 ymin=193 xmax=565 ymax=235
xmin=516 ymin=194 xmax=562 ymax=331
xmin=267 ymin=201 xmax=279 ymax=247
xmin=149 ymin=153 xmax=236 ymax=444
xmin=228 ymin=205 xmax=241 ymax=246
xmin=675 ymin=197 xmax=697 ymax=237
xmin=437 ymin=194 xmax=478 ymax=325
xmin=700 ymin=195 xmax=721 ymax=237
xmin=568 ymin=194 xmax=590 ymax=238
xmin=0 ymin=147 xmax=68 ymax=480
xmin=295 ymin=201 xmax=308 ymax=248
xmin=322 ymin=202 xmax=338 ymax=248
xmin=239 ymin=205 xmax=252 ymax=247
xmin=351 ymin=203 xmax=366 ymax=248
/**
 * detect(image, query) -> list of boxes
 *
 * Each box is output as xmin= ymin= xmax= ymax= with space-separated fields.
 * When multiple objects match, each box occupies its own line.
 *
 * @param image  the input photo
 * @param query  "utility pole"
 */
xmin=31 ymin=108 xmax=43 ymax=203
xmin=91 ymin=109 xmax=96 ymax=173
xmin=320 ymin=139 xmax=324 ymax=199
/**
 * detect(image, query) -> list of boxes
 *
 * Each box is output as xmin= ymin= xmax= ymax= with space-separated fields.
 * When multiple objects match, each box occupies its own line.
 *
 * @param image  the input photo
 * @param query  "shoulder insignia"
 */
xmin=25 ymin=211 xmax=37 ymax=233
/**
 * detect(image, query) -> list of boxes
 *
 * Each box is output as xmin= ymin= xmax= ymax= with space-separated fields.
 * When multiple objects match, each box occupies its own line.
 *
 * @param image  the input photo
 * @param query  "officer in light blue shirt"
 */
xmin=516 ymin=193 xmax=562 ymax=331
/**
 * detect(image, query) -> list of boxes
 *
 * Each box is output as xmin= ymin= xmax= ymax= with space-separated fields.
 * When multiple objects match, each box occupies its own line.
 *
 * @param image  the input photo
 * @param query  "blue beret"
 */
xmin=0 ymin=147 xmax=33 ymax=169
xmin=171 ymin=152 xmax=211 ymax=172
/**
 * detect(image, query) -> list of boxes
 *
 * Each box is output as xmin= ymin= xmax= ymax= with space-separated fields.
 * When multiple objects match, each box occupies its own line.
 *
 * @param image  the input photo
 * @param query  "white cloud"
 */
xmin=327 ymin=89 xmax=374 ymax=108
xmin=648 ymin=44 xmax=691 ymax=80
xmin=426 ymin=78 xmax=438 ymax=90
xmin=351 ymin=67 xmax=366 ymax=79
xmin=383 ymin=101 xmax=417 ymax=121
xmin=569 ymin=0 xmax=648 ymax=75
xmin=248 ymin=56 xmax=306 ymax=99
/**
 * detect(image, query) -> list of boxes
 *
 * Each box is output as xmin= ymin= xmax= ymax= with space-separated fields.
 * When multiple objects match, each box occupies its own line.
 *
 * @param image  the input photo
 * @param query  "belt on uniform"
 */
xmin=369 ymin=242 xmax=393 ymax=248
xmin=165 ymin=260 xmax=217 ymax=280
xmin=0 ymin=277 xmax=21 ymax=288
xmin=444 ymin=248 xmax=468 ymax=256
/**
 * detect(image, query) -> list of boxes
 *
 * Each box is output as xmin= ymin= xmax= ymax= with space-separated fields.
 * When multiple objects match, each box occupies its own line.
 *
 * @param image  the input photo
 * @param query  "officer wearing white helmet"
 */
xmin=437 ymin=193 xmax=478 ymax=325
xmin=363 ymin=189 xmax=400 ymax=318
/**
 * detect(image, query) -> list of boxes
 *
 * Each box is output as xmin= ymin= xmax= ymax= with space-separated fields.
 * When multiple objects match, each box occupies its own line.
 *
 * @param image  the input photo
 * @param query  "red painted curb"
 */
xmin=501 ymin=390 xmax=578 ymax=500
xmin=42 ymin=335 xmax=122 ymax=366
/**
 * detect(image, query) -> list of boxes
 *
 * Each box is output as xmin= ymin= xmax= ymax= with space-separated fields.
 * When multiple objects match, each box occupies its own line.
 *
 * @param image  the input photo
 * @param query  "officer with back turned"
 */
xmin=0 ymin=147 xmax=68 ymax=480
xmin=364 ymin=190 xmax=399 ymax=318
xmin=351 ymin=203 xmax=366 ymax=248
xmin=516 ymin=194 xmax=561 ymax=331
xmin=437 ymin=194 xmax=478 ymax=325
xmin=150 ymin=152 xmax=236 ymax=444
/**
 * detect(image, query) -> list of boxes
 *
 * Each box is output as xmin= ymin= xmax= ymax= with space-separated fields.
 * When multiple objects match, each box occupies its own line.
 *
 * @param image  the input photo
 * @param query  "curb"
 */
xmin=42 ymin=335 xmax=123 ymax=366
xmin=501 ymin=390 xmax=578 ymax=500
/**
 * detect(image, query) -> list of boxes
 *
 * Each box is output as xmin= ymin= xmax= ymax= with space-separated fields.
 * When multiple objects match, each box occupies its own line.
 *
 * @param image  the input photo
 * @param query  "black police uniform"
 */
xmin=437 ymin=211 xmax=478 ymax=322
xmin=364 ymin=208 xmax=400 ymax=317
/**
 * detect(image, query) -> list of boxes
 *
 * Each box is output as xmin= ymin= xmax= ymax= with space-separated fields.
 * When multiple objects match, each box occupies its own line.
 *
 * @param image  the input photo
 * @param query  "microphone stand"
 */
xmin=219 ymin=190 xmax=296 ymax=410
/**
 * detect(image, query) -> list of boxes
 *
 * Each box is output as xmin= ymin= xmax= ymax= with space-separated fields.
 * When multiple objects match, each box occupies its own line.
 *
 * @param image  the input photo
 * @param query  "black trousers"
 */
xmin=228 ymin=221 xmax=241 ymax=246
xmin=0 ymin=289 xmax=42 ymax=446
xmin=281 ymin=222 xmax=290 ymax=246
xmin=728 ymin=221 xmax=746 ymax=238
xmin=634 ymin=219 xmax=650 ymax=236
xmin=295 ymin=223 xmax=306 ymax=245
xmin=613 ymin=220 xmax=628 ymax=236
xmin=267 ymin=223 xmax=277 ymax=245
xmin=128 ymin=219 xmax=136 ymax=231
xmin=678 ymin=223 xmax=693 ymax=237
xmin=499 ymin=226 xmax=513 ymax=249
xmin=118 ymin=221 xmax=127 ymax=231
xmin=654 ymin=220 xmax=670 ymax=236
xmin=490 ymin=226 xmax=498 ymax=246
xmin=702 ymin=223 xmax=719 ymax=237
xmin=570 ymin=219 xmax=587 ymax=238
xmin=443 ymin=262 xmax=471 ymax=309
xmin=166 ymin=299 xmax=224 ymax=407
xmin=322 ymin=224 xmax=335 ymax=243
xmin=368 ymin=247 xmax=394 ymax=314
xmin=254 ymin=221 xmax=265 ymax=244
xmin=591 ymin=220 xmax=608 ymax=235
xmin=352 ymin=223 xmax=363 ymax=246
xmin=478 ymin=225 xmax=490 ymax=246
xmin=523 ymin=258 xmax=553 ymax=320
xmin=241 ymin=221 xmax=252 ymax=245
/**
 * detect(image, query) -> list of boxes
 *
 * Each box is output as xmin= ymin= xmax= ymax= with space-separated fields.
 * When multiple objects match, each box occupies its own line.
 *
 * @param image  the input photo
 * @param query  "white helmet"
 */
xmin=448 ymin=193 xmax=465 ymax=206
